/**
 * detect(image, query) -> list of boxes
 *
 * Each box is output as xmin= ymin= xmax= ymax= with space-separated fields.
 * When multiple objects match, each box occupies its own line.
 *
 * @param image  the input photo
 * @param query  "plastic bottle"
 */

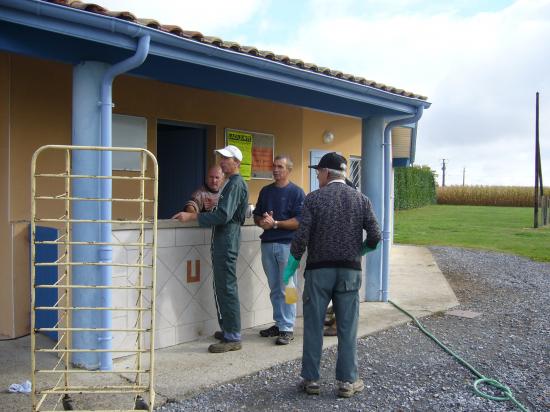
xmin=285 ymin=277 xmax=298 ymax=304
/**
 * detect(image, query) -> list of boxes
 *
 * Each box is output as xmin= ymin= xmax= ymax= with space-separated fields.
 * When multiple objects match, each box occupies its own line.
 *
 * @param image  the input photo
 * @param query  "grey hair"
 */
xmin=274 ymin=154 xmax=294 ymax=171
xmin=326 ymin=167 xmax=346 ymax=179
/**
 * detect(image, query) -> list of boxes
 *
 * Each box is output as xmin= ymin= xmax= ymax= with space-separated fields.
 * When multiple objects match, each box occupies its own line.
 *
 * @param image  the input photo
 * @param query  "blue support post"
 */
xmin=361 ymin=117 xmax=385 ymax=301
xmin=71 ymin=61 xmax=109 ymax=369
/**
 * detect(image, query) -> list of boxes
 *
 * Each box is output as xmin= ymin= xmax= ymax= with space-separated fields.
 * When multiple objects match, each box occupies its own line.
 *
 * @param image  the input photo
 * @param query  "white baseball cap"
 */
xmin=215 ymin=145 xmax=243 ymax=161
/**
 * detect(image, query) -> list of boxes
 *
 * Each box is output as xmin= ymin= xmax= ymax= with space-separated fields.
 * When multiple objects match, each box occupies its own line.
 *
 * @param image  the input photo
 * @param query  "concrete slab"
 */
xmin=0 ymin=245 xmax=459 ymax=410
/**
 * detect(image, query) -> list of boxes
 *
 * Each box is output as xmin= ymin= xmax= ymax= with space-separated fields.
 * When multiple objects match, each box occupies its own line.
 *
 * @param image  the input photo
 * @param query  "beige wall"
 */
xmin=0 ymin=53 xmax=12 ymax=337
xmin=113 ymin=75 xmax=304 ymax=204
xmin=1 ymin=53 xmax=369 ymax=337
xmin=301 ymin=109 xmax=362 ymax=191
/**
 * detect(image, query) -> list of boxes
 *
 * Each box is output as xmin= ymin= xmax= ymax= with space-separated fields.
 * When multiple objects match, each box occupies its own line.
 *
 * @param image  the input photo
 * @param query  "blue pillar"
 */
xmin=361 ymin=117 xmax=384 ymax=302
xmin=71 ymin=61 xmax=108 ymax=369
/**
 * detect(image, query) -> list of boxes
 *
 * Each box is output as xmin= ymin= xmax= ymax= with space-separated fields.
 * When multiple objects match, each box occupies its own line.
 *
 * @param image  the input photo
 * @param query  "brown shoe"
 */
xmin=208 ymin=340 xmax=242 ymax=353
xmin=213 ymin=331 xmax=224 ymax=340
xmin=323 ymin=324 xmax=337 ymax=336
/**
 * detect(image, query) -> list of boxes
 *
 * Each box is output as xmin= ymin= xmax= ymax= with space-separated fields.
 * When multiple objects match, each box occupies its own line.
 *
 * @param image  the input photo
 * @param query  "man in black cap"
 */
xmin=283 ymin=152 xmax=381 ymax=397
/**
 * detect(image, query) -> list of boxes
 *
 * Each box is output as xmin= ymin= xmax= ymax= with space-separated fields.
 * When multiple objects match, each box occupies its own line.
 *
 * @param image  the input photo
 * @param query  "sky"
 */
xmin=100 ymin=0 xmax=549 ymax=186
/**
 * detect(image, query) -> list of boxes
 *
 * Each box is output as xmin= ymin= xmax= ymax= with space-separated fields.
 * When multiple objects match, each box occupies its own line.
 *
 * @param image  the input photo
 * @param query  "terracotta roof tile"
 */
xmin=45 ymin=0 xmax=427 ymax=100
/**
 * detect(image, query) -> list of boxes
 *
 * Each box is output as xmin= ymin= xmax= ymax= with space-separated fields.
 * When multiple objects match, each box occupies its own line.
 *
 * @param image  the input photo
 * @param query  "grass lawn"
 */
xmin=394 ymin=205 xmax=550 ymax=262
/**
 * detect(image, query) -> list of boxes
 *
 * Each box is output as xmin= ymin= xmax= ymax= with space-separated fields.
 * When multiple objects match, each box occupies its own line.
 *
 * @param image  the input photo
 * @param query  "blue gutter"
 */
xmin=0 ymin=0 xmax=430 ymax=116
xmin=97 ymin=35 xmax=150 ymax=371
xmin=381 ymin=107 xmax=424 ymax=302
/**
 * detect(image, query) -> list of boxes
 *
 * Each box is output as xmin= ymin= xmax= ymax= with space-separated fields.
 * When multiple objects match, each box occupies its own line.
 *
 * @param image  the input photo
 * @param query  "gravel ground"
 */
xmin=157 ymin=247 xmax=549 ymax=412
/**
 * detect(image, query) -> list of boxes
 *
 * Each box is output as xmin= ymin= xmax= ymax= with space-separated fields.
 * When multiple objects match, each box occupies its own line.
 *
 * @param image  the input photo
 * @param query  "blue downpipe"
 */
xmin=98 ymin=35 xmax=150 ymax=371
xmin=361 ymin=117 xmax=385 ymax=301
xmin=72 ymin=61 xmax=108 ymax=369
xmin=381 ymin=107 xmax=424 ymax=302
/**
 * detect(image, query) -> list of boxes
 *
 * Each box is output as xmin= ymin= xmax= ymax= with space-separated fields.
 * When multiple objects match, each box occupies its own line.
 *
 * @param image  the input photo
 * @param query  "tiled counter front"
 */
xmin=110 ymin=223 xmax=302 ymax=353
xmin=110 ymin=222 xmax=365 ymax=354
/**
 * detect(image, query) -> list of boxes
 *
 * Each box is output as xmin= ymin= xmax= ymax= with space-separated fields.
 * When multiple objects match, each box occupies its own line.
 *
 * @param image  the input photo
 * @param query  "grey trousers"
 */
xmin=301 ymin=267 xmax=361 ymax=383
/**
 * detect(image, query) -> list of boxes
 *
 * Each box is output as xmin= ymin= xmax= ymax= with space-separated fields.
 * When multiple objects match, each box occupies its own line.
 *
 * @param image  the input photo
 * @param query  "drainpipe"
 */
xmin=381 ymin=106 xmax=424 ymax=302
xmin=98 ymin=34 xmax=150 ymax=370
xmin=409 ymin=123 xmax=418 ymax=165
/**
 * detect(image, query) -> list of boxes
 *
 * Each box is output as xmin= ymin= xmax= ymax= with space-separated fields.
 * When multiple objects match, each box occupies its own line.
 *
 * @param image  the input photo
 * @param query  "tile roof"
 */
xmin=45 ymin=0 xmax=428 ymax=101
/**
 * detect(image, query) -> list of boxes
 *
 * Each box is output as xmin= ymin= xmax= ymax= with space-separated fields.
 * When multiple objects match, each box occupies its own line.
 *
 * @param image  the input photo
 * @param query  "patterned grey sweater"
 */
xmin=290 ymin=181 xmax=381 ymax=270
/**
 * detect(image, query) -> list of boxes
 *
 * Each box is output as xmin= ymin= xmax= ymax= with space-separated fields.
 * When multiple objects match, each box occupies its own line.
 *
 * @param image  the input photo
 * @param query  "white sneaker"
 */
xmin=337 ymin=378 xmax=364 ymax=398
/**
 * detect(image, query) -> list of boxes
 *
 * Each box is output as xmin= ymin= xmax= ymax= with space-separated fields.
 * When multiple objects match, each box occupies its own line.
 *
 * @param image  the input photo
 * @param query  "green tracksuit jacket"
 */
xmin=197 ymin=173 xmax=248 ymax=337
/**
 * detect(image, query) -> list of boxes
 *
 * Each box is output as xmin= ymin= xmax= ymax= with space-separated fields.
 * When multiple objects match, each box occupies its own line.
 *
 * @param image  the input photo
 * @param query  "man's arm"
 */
xmin=261 ymin=214 xmax=299 ymax=230
xmin=197 ymin=178 xmax=245 ymax=227
xmin=362 ymin=197 xmax=381 ymax=249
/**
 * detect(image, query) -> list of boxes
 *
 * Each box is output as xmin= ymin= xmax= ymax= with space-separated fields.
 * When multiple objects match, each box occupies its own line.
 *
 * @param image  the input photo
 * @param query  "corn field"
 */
xmin=437 ymin=185 xmax=549 ymax=207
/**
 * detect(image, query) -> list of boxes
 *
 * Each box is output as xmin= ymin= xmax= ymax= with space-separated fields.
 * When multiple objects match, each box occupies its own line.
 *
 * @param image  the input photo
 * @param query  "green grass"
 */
xmin=394 ymin=205 xmax=550 ymax=262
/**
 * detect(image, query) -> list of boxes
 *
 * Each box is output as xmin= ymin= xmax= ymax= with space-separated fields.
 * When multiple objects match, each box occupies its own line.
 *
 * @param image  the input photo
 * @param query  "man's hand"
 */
xmin=203 ymin=197 xmax=217 ymax=211
xmin=361 ymin=240 xmax=380 ymax=255
xmin=172 ymin=211 xmax=197 ymax=223
xmin=283 ymin=254 xmax=300 ymax=285
xmin=262 ymin=211 xmax=277 ymax=229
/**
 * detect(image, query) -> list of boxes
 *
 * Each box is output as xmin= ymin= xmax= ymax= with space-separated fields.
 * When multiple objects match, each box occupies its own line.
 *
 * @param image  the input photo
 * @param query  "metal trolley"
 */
xmin=30 ymin=145 xmax=159 ymax=411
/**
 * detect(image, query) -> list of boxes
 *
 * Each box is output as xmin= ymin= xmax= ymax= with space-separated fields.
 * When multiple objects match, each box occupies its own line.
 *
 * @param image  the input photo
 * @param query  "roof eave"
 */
xmin=0 ymin=0 xmax=431 ymax=115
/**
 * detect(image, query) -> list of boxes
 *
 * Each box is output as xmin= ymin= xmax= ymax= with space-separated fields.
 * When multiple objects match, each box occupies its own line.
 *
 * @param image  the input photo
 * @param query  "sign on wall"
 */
xmin=225 ymin=128 xmax=274 ymax=180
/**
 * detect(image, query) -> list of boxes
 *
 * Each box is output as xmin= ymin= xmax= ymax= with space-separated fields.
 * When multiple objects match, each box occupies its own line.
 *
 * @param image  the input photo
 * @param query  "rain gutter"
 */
xmin=97 ymin=34 xmax=150 ymax=370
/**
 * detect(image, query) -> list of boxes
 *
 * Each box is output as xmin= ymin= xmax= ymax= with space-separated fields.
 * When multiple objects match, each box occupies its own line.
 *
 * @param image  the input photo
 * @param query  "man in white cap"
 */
xmin=173 ymin=145 xmax=248 ymax=353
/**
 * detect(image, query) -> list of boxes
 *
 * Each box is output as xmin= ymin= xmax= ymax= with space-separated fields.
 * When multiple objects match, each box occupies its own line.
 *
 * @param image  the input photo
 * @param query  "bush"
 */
xmin=437 ymin=186 xmax=546 ymax=207
xmin=394 ymin=165 xmax=437 ymax=210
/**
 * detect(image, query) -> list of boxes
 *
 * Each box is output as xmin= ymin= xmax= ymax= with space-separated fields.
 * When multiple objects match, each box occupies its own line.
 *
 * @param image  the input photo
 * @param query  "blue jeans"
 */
xmin=261 ymin=242 xmax=296 ymax=332
xmin=301 ymin=267 xmax=361 ymax=382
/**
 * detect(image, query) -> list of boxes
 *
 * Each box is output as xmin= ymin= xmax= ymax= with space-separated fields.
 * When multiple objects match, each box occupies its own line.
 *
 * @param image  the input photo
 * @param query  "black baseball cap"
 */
xmin=308 ymin=152 xmax=347 ymax=171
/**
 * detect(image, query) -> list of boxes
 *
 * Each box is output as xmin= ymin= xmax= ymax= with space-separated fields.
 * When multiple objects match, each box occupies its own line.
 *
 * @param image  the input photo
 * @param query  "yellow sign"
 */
xmin=226 ymin=130 xmax=253 ymax=180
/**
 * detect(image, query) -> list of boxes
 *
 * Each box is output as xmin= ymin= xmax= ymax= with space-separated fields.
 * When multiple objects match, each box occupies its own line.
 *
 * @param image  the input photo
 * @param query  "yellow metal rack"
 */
xmin=30 ymin=145 xmax=158 ymax=411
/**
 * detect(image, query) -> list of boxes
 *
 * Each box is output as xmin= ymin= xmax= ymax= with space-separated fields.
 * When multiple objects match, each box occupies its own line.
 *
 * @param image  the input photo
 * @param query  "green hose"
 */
xmin=388 ymin=300 xmax=529 ymax=412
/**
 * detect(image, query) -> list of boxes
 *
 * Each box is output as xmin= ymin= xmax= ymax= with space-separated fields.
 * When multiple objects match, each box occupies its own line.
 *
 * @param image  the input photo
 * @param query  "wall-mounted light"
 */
xmin=323 ymin=131 xmax=334 ymax=144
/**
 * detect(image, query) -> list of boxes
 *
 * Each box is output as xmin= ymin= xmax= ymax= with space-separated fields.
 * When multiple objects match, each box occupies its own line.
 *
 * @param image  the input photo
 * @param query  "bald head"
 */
xmin=206 ymin=165 xmax=224 ymax=192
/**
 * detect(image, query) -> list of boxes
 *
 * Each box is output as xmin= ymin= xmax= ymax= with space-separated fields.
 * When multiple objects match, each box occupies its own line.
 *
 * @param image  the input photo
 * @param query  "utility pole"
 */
xmin=462 ymin=167 xmax=466 ymax=186
xmin=441 ymin=159 xmax=447 ymax=187
xmin=534 ymin=92 xmax=540 ymax=228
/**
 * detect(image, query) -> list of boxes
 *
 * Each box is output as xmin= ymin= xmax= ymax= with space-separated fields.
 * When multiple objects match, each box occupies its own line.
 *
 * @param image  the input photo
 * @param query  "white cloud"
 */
xmin=97 ymin=0 xmax=550 ymax=186
xmin=258 ymin=0 xmax=550 ymax=186
xmin=98 ymin=0 xmax=265 ymax=33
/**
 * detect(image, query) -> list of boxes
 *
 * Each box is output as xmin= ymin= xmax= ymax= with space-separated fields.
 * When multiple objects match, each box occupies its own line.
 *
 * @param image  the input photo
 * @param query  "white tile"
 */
xmin=240 ymin=226 xmax=255 ymax=242
xmin=152 ymin=327 xmax=176 ymax=350
xmin=113 ymin=230 xmax=139 ymax=249
xmin=177 ymin=300 xmax=212 ymax=325
xmin=254 ymin=308 xmax=274 ymax=327
xmin=154 ymin=257 xmax=176 ymax=293
xmin=240 ymin=309 xmax=254 ymax=330
xmin=203 ymin=318 xmax=221 ymax=338
xmin=147 ymin=228 xmax=175 ymax=248
xmin=237 ymin=267 xmax=265 ymax=312
xmin=157 ymin=246 xmax=190 ymax=273
xmin=175 ymin=228 xmax=207 ymax=246
xmin=250 ymin=285 xmax=272 ymax=311
xmin=193 ymin=275 xmax=218 ymax=318
xmin=175 ymin=322 xmax=203 ymax=344
xmin=175 ymin=247 xmax=212 ymax=296
xmin=239 ymin=241 xmax=261 ymax=267
xmin=155 ymin=276 xmax=192 ymax=327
